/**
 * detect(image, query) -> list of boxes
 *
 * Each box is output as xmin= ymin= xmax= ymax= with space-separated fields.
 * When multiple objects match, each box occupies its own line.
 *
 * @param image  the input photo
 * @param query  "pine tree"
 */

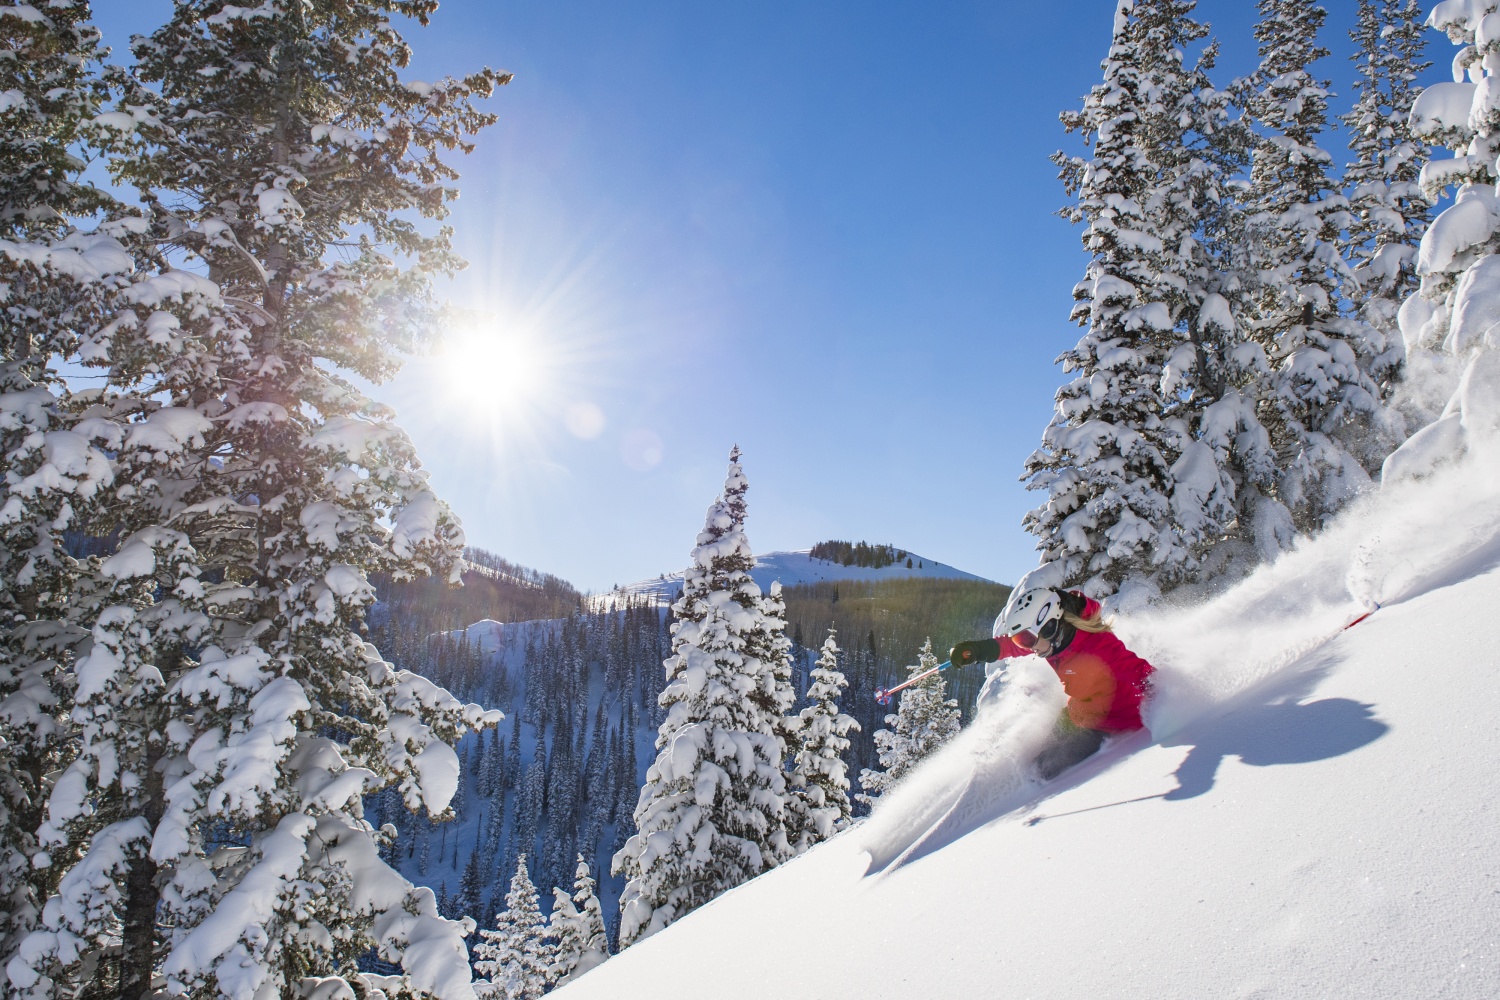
xmin=0 ymin=0 xmax=113 ymax=233
xmin=0 ymin=7 xmax=121 ymax=975
xmin=0 ymin=170 xmax=224 ymax=1000
xmin=581 ymin=703 xmax=611 ymax=850
xmin=1239 ymin=0 xmax=1401 ymax=532
xmin=480 ymin=803 xmax=504 ymax=876
xmin=615 ymin=701 xmax=639 ymax=826
xmin=758 ymin=579 xmax=797 ymax=727
xmin=1342 ymin=0 xmax=1432 ymax=425
xmin=475 ymin=855 xmax=555 ymax=1000
xmin=486 ymin=725 xmax=504 ymax=798
xmin=507 ymin=753 xmax=545 ymax=885
xmin=857 ymin=640 xmax=961 ymax=807
xmin=1382 ymin=0 xmax=1500 ymax=479
xmin=787 ymin=630 xmax=860 ymax=854
xmin=548 ymin=855 xmax=610 ymax=986
xmin=612 ymin=447 xmax=789 ymax=946
xmin=541 ymin=718 xmax=579 ymax=891
xmin=459 ymin=839 xmax=487 ymax=920
xmin=418 ymin=823 xmax=432 ymax=874
xmin=724 ymin=457 xmax=794 ymax=817
xmin=572 ymin=710 xmax=587 ymax=792
xmin=8 ymin=4 xmax=509 ymax=998
xmin=1026 ymin=0 xmax=1247 ymax=598
xmin=508 ymin=713 xmax=523 ymax=791
xmin=844 ymin=636 xmax=877 ymax=774
xmin=471 ymin=727 xmax=487 ymax=798
xmin=604 ymin=725 xmax=622 ymax=825
xmin=753 ymin=577 xmax=798 ymax=839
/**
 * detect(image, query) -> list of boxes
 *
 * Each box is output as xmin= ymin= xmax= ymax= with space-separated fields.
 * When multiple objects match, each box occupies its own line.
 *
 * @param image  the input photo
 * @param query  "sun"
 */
xmin=439 ymin=326 xmax=554 ymax=414
xmin=409 ymin=301 xmax=614 ymax=455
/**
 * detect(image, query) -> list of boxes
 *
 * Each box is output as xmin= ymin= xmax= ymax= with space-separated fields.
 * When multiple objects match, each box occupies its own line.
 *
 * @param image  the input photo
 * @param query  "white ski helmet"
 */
xmin=993 ymin=587 xmax=1065 ymax=649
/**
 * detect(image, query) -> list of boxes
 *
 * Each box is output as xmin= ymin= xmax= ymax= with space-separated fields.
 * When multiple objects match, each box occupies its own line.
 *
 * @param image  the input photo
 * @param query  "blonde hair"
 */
xmin=1063 ymin=607 xmax=1113 ymax=634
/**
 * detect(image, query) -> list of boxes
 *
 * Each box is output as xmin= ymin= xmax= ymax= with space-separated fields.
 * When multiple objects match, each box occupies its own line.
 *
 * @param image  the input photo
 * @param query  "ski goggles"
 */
xmin=1009 ymin=617 xmax=1062 ymax=650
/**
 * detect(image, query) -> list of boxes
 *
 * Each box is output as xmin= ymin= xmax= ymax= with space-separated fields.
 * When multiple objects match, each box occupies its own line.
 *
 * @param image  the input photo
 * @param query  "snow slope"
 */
xmin=619 ymin=548 xmax=990 ymax=604
xmin=556 ymin=430 xmax=1500 ymax=996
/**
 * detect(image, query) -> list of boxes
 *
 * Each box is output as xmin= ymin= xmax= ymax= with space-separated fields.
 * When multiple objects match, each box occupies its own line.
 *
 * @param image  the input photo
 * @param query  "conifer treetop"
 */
xmin=0 ymin=0 xmax=115 ymax=232
xmin=614 ymin=447 xmax=789 ymax=947
xmin=109 ymin=0 xmax=510 ymax=380
xmin=789 ymin=629 xmax=859 ymax=853
xmin=1029 ymin=0 xmax=1245 ymax=597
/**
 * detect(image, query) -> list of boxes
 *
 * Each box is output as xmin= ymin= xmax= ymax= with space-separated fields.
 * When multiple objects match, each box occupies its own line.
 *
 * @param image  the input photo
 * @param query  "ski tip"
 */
xmin=874 ymin=688 xmax=890 ymax=705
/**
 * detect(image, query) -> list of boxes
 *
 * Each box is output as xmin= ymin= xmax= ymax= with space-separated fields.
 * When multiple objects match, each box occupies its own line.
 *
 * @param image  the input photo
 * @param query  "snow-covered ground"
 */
xmin=448 ymin=617 xmax=511 ymax=657
xmin=557 ymin=432 xmax=1500 ymax=996
xmin=618 ymin=548 xmax=990 ymax=604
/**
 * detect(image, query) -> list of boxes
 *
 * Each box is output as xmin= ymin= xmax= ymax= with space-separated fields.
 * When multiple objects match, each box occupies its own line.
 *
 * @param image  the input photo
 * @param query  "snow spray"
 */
xmin=859 ymin=656 xmax=1065 ymax=873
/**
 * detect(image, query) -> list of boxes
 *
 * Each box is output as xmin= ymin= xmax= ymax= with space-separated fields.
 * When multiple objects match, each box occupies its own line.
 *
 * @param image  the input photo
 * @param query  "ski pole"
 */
xmin=875 ymin=661 xmax=952 ymax=706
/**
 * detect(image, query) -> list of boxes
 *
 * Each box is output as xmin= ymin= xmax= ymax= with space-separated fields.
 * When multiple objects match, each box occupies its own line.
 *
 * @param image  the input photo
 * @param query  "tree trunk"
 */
xmin=117 ymin=742 xmax=163 ymax=1000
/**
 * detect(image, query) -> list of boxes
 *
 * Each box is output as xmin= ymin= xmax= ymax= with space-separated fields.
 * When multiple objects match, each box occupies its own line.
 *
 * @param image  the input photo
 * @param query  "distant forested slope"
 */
xmin=373 ymin=546 xmax=583 ymax=630
xmin=364 ymin=548 xmax=1013 ymax=957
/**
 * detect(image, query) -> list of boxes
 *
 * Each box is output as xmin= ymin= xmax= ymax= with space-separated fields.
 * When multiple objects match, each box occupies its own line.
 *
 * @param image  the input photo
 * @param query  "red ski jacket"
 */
xmin=994 ymin=596 xmax=1155 ymax=733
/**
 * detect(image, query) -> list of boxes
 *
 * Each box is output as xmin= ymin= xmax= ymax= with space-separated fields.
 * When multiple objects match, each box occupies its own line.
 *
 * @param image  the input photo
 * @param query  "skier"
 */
xmin=949 ymin=588 xmax=1155 ymax=780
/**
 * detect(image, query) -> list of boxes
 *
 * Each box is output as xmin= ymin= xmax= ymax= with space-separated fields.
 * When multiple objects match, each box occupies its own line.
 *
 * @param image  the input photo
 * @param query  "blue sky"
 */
xmin=91 ymin=1 xmax=1446 ymax=593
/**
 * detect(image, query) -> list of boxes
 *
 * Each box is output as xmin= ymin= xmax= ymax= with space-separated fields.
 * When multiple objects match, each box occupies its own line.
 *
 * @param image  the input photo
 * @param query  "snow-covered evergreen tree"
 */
xmin=548 ymin=855 xmax=610 ymax=986
xmin=727 ymin=460 xmax=795 ymax=806
xmin=507 ymin=751 xmax=546 ymax=885
xmin=541 ymin=718 xmax=579 ymax=894
xmin=856 ymin=640 xmax=960 ymax=808
xmin=1239 ymin=0 xmax=1401 ymax=532
xmin=1344 ymin=0 xmax=1431 ymax=329
xmin=612 ymin=448 xmax=789 ymax=947
xmin=1382 ymin=0 xmax=1500 ymax=479
xmin=0 ymin=0 xmax=113 ymax=234
xmin=756 ymin=579 xmax=796 ymax=717
xmin=613 ymin=701 xmax=639 ymax=829
xmin=0 ymin=11 xmax=120 ymax=976
xmin=787 ymin=630 xmax=859 ymax=854
xmin=460 ymin=839 xmax=488 ymax=920
xmin=754 ymin=578 xmax=798 ymax=796
xmin=508 ymin=714 xmax=523 ymax=791
xmin=1025 ymin=0 xmax=1247 ymax=598
xmin=8 ymin=3 xmax=509 ymax=998
xmin=475 ymin=855 xmax=555 ymax=1000
xmin=1343 ymin=0 xmax=1435 ymax=438
xmin=580 ymin=714 xmax=611 ymax=855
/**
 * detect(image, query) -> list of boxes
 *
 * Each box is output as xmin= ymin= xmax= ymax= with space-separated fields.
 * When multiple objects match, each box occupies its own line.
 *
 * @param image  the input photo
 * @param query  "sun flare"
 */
xmin=440 ymin=327 xmax=554 ymax=413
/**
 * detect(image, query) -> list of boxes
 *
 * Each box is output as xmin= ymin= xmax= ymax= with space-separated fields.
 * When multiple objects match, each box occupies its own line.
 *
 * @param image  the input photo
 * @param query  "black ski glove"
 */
xmin=1060 ymin=590 xmax=1087 ymax=618
xmin=949 ymin=639 xmax=1001 ymax=668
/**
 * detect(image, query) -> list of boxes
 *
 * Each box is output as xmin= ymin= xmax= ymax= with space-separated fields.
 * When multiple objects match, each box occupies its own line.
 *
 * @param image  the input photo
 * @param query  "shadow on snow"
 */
xmin=1024 ymin=653 xmax=1389 ymax=827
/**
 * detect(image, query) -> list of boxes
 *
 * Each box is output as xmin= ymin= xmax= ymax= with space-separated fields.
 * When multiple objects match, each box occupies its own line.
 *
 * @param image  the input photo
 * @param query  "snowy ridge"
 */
xmin=617 ymin=548 xmax=990 ymax=604
xmin=556 ymin=414 xmax=1500 ymax=997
